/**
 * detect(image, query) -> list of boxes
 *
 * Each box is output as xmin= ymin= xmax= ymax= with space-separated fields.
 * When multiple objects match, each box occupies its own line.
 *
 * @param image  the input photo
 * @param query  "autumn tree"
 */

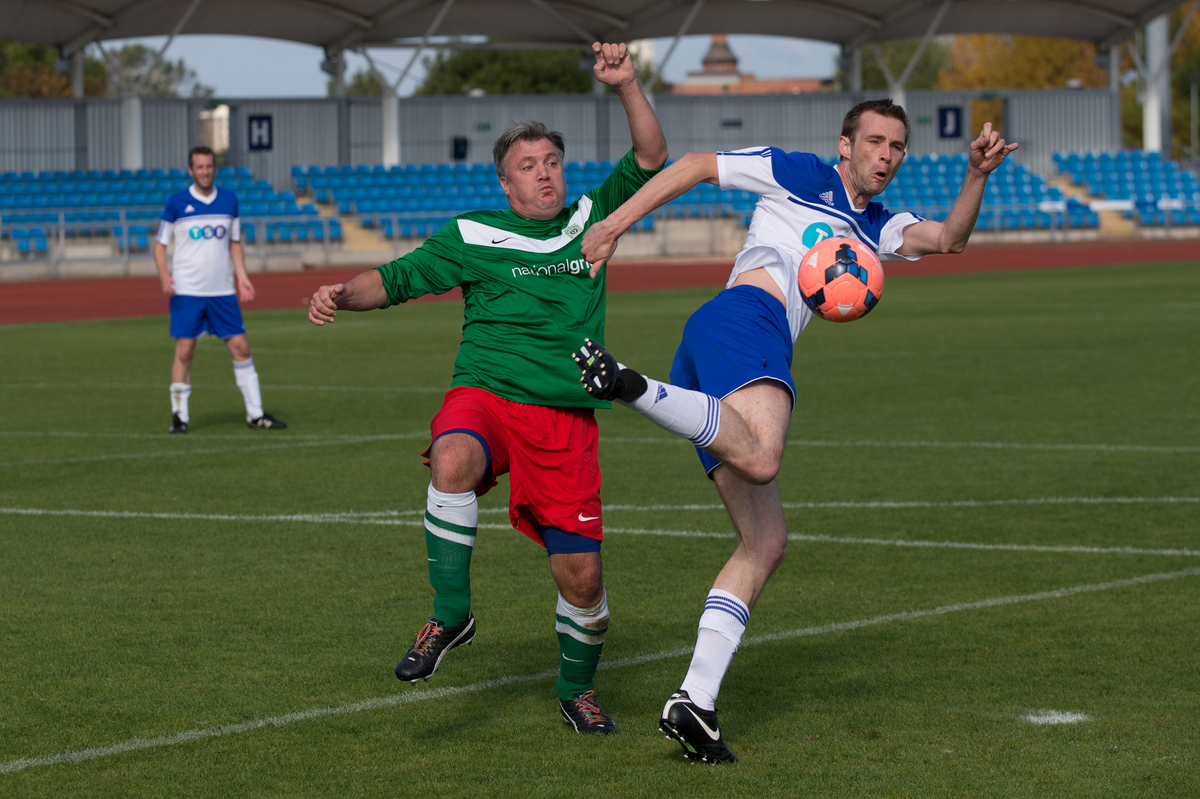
xmin=0 ymin=40 xmax=105 ymax=97
xmin=938 ymin=35 xmax=1108 ymax=90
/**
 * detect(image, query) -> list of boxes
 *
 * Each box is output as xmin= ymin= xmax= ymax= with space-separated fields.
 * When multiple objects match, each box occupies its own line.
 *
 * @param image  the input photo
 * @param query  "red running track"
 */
xmin=1 ymin=239 xmax=1196 ymax=325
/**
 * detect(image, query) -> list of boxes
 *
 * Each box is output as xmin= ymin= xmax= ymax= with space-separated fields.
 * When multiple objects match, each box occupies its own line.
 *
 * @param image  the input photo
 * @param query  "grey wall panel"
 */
xmin=86 ymin=100 xmax=122 ymax=171
xmin=349 ymin=98 xmax=381 ymax=165
xmin=229 ymin=99 xmax=340 ymax=188
xmin=0 ymin=89 xmax=1126 ymax=185
xmin=400 ymin=95 xmax=600 ymax=165
xmin=0 ymin=100 xmax=76 ymax=173
xmin=1006 ymin=90 xmax=1118 ymax=173
xmin=142 ymin=99 xmax=191 ymax=170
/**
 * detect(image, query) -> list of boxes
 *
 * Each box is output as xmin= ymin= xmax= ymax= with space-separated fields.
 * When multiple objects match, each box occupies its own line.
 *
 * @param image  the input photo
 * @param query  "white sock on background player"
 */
xmin=679 ymin=589 xmax=749 ymax=711
xmin=232 ymin=357 xmax=263 ymax=421
xmin=620 ymin=375 xmax=721 ymax=448
xmin=169 ymin=382 xmax=191 ymax=423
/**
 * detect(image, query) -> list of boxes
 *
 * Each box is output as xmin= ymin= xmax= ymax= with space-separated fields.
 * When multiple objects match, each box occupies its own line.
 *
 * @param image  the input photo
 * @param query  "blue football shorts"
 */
xmin=169 ymin=294 xmax=246 ymax=339
xmin=669 ymin=284 xmax=796 ymax=477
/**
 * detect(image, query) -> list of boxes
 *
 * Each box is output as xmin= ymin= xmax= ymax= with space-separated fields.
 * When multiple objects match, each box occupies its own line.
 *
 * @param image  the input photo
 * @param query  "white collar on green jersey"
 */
xmin=457 ymin=196 xmax=593 ymax=254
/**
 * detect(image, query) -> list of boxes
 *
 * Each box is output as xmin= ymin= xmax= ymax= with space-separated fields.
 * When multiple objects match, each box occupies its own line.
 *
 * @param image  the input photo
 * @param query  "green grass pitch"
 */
xmin=2 ymin=262 xmax=1199 ymax=797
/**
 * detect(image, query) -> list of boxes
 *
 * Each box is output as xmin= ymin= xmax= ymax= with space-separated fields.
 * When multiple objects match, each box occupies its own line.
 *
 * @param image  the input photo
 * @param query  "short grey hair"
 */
xmin=492 ymin=120 xmax=566 ymax=178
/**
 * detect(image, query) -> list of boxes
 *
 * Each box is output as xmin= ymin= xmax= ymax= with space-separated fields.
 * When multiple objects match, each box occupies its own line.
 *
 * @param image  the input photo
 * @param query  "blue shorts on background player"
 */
xmin=155 ymin=145 xmax=287 ymax=434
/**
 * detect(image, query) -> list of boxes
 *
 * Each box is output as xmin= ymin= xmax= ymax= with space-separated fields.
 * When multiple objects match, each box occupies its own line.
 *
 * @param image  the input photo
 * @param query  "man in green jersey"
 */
xmin=308 ymin=41 xmax=666 ymax=734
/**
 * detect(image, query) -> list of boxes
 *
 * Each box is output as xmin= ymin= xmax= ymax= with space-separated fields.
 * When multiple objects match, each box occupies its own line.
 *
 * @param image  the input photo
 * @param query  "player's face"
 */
xmin=499 ymin=138 xmax=567 ymax=221
xmin=839 ymin=111 xmax=907 ymax=197
xmin=189 ymin=154 xmax=215 ymax=192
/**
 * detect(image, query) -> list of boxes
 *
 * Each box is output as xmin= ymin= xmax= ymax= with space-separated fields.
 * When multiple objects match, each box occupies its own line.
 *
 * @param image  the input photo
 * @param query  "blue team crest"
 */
xmin=802 ymin=222 xmax=834 ymax=248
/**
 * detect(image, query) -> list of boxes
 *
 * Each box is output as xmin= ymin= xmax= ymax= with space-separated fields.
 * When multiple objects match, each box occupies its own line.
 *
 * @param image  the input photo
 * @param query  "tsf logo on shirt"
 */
xmin=188 ymin=225 xmax=228 ymax=240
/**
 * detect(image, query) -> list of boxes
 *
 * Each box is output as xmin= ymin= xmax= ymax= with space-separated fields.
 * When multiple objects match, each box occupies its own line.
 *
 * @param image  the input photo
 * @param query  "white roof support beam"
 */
xmin=873 ymin=0 xmax=951 ymax=110
xmin=646 ymin=0 xmax=704 ymax=92
xmin=133 ymin=0 xmax=203 ymax=94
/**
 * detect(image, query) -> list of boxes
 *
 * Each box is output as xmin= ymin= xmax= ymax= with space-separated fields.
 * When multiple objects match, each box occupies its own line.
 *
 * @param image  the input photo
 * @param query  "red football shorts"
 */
xmin=424 ymin=386 xmax=602 ymax=546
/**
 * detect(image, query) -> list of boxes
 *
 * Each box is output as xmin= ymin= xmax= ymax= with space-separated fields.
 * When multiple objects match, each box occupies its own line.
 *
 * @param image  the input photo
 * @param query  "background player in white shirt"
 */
xmin=575 ymin=99 xmax=1017 ymax=762
xmin=155 ymin=146 xmax=286 ymax=433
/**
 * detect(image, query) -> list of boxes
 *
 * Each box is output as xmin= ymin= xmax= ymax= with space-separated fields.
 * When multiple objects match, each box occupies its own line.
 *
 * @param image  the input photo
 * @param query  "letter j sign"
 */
xmin=937 ymin=107 xmax=962 ymax=139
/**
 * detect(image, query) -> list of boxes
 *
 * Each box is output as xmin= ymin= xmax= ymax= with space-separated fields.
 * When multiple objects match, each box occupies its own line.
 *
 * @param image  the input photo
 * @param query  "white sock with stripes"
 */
xmin=621 ymin=377 xmax=721 ymax=448
xmin=679 ymin=589 xmax=749 ymax=711
xmin=169 ymin=382 xmax=191 ymax=423
xmin=232 ymin=357 xmax=263 ymax=421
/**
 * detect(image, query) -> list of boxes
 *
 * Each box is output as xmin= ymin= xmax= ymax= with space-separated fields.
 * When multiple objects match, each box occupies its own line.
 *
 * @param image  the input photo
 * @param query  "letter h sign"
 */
xmin=248 ymin=115 xmax=273 ymax=151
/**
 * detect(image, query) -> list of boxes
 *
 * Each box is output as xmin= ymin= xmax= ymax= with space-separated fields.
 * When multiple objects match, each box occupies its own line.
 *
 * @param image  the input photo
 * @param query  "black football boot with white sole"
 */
xmin=660 ymin=689 xmax=738 ymax=763
xmin=559 ymin=689 xmax=617 ymax=735
xmin=571 ymin=338 xmax=647 ymax=402
xmin=395 ymin=613 xmax=475 ymax=683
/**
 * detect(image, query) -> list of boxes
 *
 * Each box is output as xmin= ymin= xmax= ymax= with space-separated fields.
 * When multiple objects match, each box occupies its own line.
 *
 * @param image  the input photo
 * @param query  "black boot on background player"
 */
xmin=395 ymin=613 xmax=476 ymax=683
xmin=572 ymin=338 xmax=647 ymax=402
xmin=660 ymin=689 xmax=739 ymax=763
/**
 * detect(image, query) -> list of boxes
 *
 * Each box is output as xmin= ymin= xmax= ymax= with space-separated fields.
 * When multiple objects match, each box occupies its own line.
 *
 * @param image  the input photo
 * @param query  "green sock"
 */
xmin=555 ymin=592 xmax=609 ymax=701
xmin=424 ymin=511 xmax=475 ymax=627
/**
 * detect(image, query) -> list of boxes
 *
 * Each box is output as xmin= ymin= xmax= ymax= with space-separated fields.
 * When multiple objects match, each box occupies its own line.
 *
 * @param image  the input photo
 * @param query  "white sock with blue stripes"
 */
xmin=679 ymin=589 xmax=749 ymax=711
xmin=621 ymin=377 xmax=721 ymax=448
xmin=232 ymin=357 xmax=263 ymax=421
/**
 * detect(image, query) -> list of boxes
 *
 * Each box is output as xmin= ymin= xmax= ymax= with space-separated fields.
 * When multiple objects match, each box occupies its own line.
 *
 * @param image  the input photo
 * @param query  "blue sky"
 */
xmin=100 ymin=34 xmax=839 ymax=97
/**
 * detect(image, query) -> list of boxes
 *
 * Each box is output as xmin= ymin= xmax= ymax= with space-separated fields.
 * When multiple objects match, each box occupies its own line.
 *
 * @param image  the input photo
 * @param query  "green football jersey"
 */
xmin=375 ymin=149 xmax=660 ymax=409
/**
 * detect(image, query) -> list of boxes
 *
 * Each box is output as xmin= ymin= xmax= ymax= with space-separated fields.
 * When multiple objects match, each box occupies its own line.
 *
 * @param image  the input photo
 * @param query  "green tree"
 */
xmin=104 ymin=44 xmax=213 ymax=98
xmin=327 ymin=67 xmax=385 ymax=96
xmin=416 ymin=48 xmax=591 ymax=95
xmin=836 ymin=37 xmax=949 ymax=93
xmin=0 ymin=40 xmax=105 ymax=97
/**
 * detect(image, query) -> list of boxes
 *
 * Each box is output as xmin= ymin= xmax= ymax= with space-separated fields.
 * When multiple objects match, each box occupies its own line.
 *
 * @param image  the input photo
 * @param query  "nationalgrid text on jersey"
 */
xmin=510 ymin=259 xmax=592 ymax=278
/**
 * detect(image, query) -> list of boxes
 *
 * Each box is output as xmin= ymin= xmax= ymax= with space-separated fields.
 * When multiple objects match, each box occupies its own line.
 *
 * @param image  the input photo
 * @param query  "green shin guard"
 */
xmin=555 ymin=616 xmax=607 ymax=702
xmin=424 ymin=521 xmax=473 ymax=628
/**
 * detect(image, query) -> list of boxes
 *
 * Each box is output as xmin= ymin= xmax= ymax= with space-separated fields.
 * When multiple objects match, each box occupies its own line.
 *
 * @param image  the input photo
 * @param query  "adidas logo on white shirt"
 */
xmin=184 ymin=204 xmax=195 ymax=213
xmin=819 ymin=190 xmax=835 ymax=206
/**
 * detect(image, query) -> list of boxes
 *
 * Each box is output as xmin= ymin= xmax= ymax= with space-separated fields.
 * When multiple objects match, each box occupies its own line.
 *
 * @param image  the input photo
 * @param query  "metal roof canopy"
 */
xmin=4 ymin=0 xmax=1190 ymax=56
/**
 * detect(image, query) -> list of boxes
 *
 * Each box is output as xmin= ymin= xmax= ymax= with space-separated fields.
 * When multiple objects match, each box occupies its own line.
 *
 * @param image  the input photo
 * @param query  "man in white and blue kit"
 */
xmin=154 ymin=145 xmax=286 ymax=433
xmin=575 ymin=100 xmax=1018 ymax=762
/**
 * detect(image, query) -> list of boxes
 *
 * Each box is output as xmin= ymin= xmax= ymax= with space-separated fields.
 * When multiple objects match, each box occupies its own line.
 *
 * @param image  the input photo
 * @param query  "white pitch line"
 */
xmin=0 ymin=431 xmax=367 ymax=441
xmin=4 ymin=505 xmax=1200 ymax=558
xmin=598 ymin=436 xmax=1200 ymax=453
xmin=0 ymin=432 xmax=429 ymax=467
xmin=784 ymin=439 xmax=1200 ymax=454
xmin=3 ymin=566 xmax=1196 ymax=775
xmin=3 ymin=425 xmax=1197 ymax=453
xmin=1023 ymin=710 xmax=1090 ymax=725
xmin=1 ymin=383 xmax=446 ymax=394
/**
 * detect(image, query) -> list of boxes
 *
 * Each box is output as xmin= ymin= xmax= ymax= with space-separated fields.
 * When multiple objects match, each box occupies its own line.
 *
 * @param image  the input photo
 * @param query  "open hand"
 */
xmin=592 ymin=42 xmax=636 ymax=89
xmin=309 ymin=283 xmax=344 ymax=326
xmin=969 ymin=122 xmax=1019 ymax=175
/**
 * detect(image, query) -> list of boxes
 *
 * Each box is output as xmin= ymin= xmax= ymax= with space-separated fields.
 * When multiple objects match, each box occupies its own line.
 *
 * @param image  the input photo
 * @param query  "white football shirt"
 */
xmin=156 ymin=185 xmax=242 ymax=297
xmin=717 ymin=147 xmax=924 ymax=341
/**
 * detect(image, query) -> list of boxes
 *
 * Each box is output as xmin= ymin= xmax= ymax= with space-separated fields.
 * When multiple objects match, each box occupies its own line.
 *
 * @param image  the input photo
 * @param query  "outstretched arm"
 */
xmin=308 ymin=268 xmax=386 ymax=326
xmin=897 ymin=122 xmax=1018 ymax=256
xmin=592 ymin=42 xmax=667 ymax=171
xmin=581 ymin=152 xmax=718 ymax=275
